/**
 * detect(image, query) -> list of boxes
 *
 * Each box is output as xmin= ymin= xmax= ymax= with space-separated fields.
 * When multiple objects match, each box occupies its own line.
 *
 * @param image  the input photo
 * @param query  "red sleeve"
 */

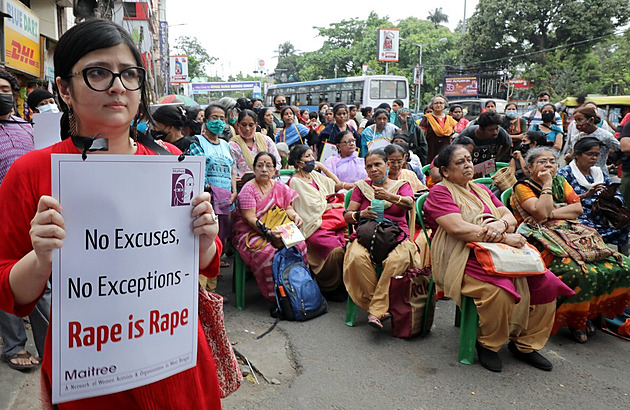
xmin=199 ymin=236 xmax=223 ymax=279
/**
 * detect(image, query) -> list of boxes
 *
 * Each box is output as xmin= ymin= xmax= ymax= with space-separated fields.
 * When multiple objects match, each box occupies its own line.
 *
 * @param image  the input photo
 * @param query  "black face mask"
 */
xmin=0 ymin=93 xmax=14 ymax=116
xmin=275 ymin=102 xmax=286 ymax=110
xmin=541 ymin=112 xmax=555 ymax=123
xmin=150 ymin=129 xmax=167 ymax=140
xmin=253 ymin=107 xmax=262 ymax=114
xmin=518 ymin=143 xmax=530 ymax=153
xmin=189 ymin=121 xmax=202 ymax=135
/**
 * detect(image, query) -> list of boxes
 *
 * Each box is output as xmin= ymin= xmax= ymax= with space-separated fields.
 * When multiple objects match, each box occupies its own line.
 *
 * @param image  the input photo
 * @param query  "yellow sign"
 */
xmin=3 ymin=0 xmax=40 ymax=77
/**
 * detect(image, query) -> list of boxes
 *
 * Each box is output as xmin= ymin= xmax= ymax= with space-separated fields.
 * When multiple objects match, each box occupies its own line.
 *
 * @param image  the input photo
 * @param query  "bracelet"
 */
xmin=541 ymin=191 xmax=553 ymax=195
xmin=501 ymin=219 xmax=509 ymax=232
xmin=352 ymin=212 xmax=359 ymax=222
xmin=396 ymin=195 xmax=402 ymax=205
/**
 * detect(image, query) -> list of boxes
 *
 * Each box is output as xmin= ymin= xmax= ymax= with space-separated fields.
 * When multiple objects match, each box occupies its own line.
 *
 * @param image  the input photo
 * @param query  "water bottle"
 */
xmin=371 ymin=198 xmax=385 ymax=222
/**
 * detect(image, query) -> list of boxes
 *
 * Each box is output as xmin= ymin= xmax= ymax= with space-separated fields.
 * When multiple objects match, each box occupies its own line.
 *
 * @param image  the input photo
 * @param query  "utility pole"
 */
xmin=462 ymin=0 xmax=467 ymax=35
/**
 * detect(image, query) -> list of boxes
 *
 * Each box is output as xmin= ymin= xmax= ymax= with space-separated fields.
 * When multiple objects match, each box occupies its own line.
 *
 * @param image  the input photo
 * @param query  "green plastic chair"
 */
xmin=416 ymin=193 xmax=478 ymax=363
xmin=422 ymin=164 xmax=431 ymax=176
xmin=279 ymin=169 xmax=295 ymax=176
xmin=472 ymin=177 xmax=494 ymax=189
xmin=495 ymin=162 xmax=509 ymax=170
xmin=233 ymin=250 xmax=246 ymax=310
xmin=500 ymin=187 xmax=513 ymax=207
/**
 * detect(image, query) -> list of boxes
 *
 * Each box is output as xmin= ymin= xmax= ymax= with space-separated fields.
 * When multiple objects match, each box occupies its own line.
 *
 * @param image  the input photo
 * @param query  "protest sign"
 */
xmin=319 ymin=142 xmax=338 ymax=163
xmin=32 ymin=112 xmax=62 ymax=149
xmin=51 ymin=154 xmax=205 ymax=403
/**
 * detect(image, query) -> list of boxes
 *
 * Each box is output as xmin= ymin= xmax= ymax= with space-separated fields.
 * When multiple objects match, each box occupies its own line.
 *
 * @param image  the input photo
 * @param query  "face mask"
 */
xmin=275 ymin=102 xmax=286 ymax=110
xmin=518 ymin=143 xmax=530 ymax=153
xmin=302 ymin=160 xmax=316 ymax=173
xmin=189 ymin=121 xmax=202 ymax=135
xmin=253 ymin=107 xmax=262 ymax=114
xmin=150 ymin=129 xmax=167 ymax=140
xmin=228 ymin=117 xmax=237 ymax=125
xmin=505 ymin=109 xmax=517 ymax=119
xmin=537 ymin=101 xmax=548 ymax=110
xmin=135 ymin=121 xmax=148 ymax=134
xmin=37 ymin=103 xmax=59 ymax=113
xmin=206 ymin=119 xmax=225 ymax=135
xmin=0 ymin=94 xmax=14 ymax=116
xmin=576 ymin=119 xmax=591 ymax=132
xmin=541 ymin=112 xmax=555 ymax=123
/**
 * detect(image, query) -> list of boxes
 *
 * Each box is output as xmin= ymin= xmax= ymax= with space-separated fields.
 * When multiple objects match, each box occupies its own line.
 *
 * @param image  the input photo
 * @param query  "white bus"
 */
xmin=265 ymin=75 xmax=409 ymax=111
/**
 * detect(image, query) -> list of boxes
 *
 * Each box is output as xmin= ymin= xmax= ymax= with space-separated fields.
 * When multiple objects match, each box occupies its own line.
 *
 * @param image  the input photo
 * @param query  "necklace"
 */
xmin=255 ymin=180 xmax=273 ymax=196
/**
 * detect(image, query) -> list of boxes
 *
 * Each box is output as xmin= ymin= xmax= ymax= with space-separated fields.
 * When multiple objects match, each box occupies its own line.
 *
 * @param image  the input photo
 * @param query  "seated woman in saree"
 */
xmin=384 ymin=144 xmax=427 ymax=194
xmin=557 ymin=137 xmax=630 ymax=249
xmin=288 ymin=145 xmax=349 ymax=301
xmin=511 ymin=147 xmax=630 ymax=343
xmin=229 ymin=109 xmax=281 ymax=179
xmin=343 ymin=149 xmax=422 ymax=330
xmin=425 ymin=145 xmax=574 ymax=372
xmin=232 ymin=152 xmax=307 ymax=302
xmin=275 ymin=106 xmax=313 ymax=148
xmin=323 ymin=130 xmax=368 ymax=184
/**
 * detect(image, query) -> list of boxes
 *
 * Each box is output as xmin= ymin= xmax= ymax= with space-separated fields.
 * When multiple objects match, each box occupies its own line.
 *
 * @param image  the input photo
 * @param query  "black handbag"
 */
xmin=356 ymin=218 xmax=407 ymax=265
xmin=592 ymin=184 xmax=630 ymax=230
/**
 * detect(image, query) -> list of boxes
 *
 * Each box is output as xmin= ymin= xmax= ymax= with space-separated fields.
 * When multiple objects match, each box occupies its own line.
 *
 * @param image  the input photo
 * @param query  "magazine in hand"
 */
xmin=276 ymin=222 xmax=306 ymax=248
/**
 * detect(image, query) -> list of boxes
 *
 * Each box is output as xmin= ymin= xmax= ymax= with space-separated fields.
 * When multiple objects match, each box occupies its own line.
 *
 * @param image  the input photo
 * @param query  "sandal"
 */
xmin=220 ymin=260 xmax=230 ymax=268
xmin=367 ymin=314 xmax=383 ymax=329
xmin=380 ymin=313 xmax=392 ymax=322
xmin=585 ymin=320 xmax=596 ymax=337
xmin=568 ymin=327 xmax=588 ymax=344
xmin=1 ymin=351 xmax=38 ymax=371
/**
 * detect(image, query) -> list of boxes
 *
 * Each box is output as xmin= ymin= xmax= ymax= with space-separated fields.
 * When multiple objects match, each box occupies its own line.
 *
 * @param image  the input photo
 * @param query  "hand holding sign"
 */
xmin=31 ymin=196 xmax=66 ymax=266
xmin=191 ymin=192 xmax=219 ymax=269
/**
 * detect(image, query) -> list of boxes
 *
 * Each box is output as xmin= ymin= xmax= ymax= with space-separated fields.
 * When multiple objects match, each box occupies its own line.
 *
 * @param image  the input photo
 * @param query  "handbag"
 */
xmin=491 ymin=166 xmax=517 ymax=192
xmin=245 ymin=206 xmax=289 ymax=251
xmin=356 ymin=218 xmax=407 ymax=265
xmin=592 ymin=184 xmax=630 ymax=230
xmin=320 ymin=207 xmax=347 ymax=231
xmin=198 ymin=285 xmax=242 ymax=398
xmin=389 ymin=266 xmax=435 ymax=338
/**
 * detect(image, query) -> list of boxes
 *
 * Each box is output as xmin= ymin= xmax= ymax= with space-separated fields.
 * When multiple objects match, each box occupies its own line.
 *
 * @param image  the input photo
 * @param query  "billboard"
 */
xmin=444 ymin=76 xmax=479 ymax=97
xmin=3 ymin=0 xmax=40 ymax=77
xmin=377 ymin=28 xmax=400 ymax=62
xmin=508 ymin=78 xmax=532 ymax=89
xmin=170 ymin=55 xmax=188 ymax=84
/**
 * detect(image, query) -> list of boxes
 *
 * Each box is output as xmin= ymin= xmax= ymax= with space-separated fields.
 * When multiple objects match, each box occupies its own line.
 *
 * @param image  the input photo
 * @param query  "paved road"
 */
xmin=3 ymin=263 xmax=629 ymax=409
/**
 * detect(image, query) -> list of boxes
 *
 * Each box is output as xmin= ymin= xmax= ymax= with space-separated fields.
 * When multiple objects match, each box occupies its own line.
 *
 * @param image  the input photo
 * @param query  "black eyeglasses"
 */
xmin=67 ymin=66 xmax=146 ymax=92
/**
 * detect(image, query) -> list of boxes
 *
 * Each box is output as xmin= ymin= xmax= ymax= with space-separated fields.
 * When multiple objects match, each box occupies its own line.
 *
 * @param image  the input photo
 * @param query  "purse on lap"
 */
xmin=356 ymin=218 xmax=407 ymax=265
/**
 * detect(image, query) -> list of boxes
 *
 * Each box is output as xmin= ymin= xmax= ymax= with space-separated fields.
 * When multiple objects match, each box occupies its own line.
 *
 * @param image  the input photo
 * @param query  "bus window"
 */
xmin=396 ymin=81 xmax=407 ymax=99
xmin=335 ymin=92 xmax=342 ymax=102
xmin=306 ymin=94 xmax=313 ymax=106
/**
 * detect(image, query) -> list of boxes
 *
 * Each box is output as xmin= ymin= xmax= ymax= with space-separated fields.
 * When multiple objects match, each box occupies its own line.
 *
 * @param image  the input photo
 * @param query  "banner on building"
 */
xmin=377 ymin=28 xmax=400 ymax=62
xmin=444 ymin=76 xmax=479 ymax=97
xmin=170 ymin=55 xmax=188 ymax=84
xmin=191 ymin=81 xmax=261 ymax=94
xmin=3 ymin=0 xmax=40 ymax=77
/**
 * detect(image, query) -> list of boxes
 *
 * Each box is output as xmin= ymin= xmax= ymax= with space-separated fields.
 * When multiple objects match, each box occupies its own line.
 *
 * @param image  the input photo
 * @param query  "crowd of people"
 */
xmin=1 ymin=18 xmax=630 ymax=408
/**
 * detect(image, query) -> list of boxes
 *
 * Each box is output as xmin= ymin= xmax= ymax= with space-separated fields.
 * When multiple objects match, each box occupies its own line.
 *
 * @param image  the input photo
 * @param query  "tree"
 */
xmin=275 ymin=41 xmax=301 ymax=84
xmin=427 ymin=8 xmax=448 ymax=29
xmin=174 ymin=36 xmax=217 ymax=79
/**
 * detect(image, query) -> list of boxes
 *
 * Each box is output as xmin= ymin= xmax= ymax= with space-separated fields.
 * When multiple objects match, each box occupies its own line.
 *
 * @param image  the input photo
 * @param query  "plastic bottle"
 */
xmin=371 ymin=198 xmax=385 ymax=222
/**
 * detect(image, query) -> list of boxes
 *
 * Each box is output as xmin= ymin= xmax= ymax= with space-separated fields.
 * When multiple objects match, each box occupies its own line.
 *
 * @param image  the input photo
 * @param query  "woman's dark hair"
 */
xmin=0 ymin=69 xmax=20 ymax=93
xmin=253 ymin=151 xmax=277 ymax=168
xmin=309 ymin=111 xmax=318 ymax=120
xmin=373 ymin=108 xmax=389 ymax=120
xmin=55 ymin=19 xmax=150 ymax=139
xmin=184 ymin=107 xmax=201 ymax=121
xmin=336 ymin=130 xmax=352 ymax=144
xmin=423 ymin=106 xmax=433 ymax=114
xmin=274 ymin=94 xmax=286 ymax=104
xmin=332 ymin=103 xmax=347 ymax=114
xmin=238 ymin=109 xmax=257 ymax=124
xmin=435 ymin=144 xmax=468 ymax=176
xmin=505 ymin=102 xmax=518 ymax=111
xmin=454 ymin=136 xmax=475 ymax=148
xmin=574 ymin=136 xmax=603 ymax=155
xmin=153 ymin=105 xmax=186 ymax=130
xmin=393 ymin=99 xmax=404 ymax=107
xmin=204 ymin=103 xmax=227 ymax=118
xmin=376 ymin=102 xmax=391 ymax=111
xmin=280 ymin=106 xmax=294 ymax=121
xmin=525 ymin=131 xmax=549 ymax=147
xmin=361 ymin=106 xmax=373 ymax=117
xmin=393 ymin=141 xmax=411 ymax=158
xmin=384 ymin=143 xmax=406 ymax=157
xmin=541 ymin=103 xmax=555 ymax=112
xmin=317 ymin=102 xmax=329 ymax=111
xmin=300 ymin=109 xmax=309 ymax=116
xmin=485 ymin=100 xmax=496 ymax=108
xmin=365 ymin=148 xmax=388 ymax=162
xmin=236 ymin=97 xmax=252 ymax=111
xmin=449 ymin=104 xmax=463 ymax=113
xmin=477 ymin=112 xmax=503 ymax=128
xmin=288 ymin=144 xmax=310 ymax=166
xmin=257 ymin=107 xmax=274 ymax=135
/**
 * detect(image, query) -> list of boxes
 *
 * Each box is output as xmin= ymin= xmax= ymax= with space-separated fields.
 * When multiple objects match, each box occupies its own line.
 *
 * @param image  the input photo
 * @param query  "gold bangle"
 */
xmin=396 ymin=196 xmax=402 ymax=204
xmin=352 ymin=212 xmax=358 ymax=222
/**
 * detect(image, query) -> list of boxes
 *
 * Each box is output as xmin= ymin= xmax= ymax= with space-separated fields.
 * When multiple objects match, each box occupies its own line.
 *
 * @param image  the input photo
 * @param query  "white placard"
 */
xmin=51 ymin=155 xmax=205 ymax=404
xmin=32 ymin=112 xmax=62 ymax=149
xmin=367 ymin=138 xmax=390 ymax=151
xmin=319 ymin=142 xmax=338 ymax=163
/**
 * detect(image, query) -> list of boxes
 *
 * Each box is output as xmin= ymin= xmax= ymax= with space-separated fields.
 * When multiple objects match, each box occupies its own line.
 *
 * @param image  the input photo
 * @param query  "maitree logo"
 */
xmin=171 ymin=168 xmax=194 ymax=206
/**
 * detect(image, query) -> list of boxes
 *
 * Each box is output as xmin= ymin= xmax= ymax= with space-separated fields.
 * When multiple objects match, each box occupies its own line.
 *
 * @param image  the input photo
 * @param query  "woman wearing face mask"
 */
xmin=343 ymin=149 xmax=421 ymax=329
xmin=529 ymin=103 xmax=564 ymax=153
xmin=151 ymin=105 xmax=196 ymax=154
xmin=502 ymin=102 xmax=527 ymax=146
xmin=230 ymin=109 xmax=281 ymax=177
xmin=274 ymin=106 xmax=313 ymax=148
xmin=189 ymin=104 xmax=236 ymax=261
xmin=509 ymin=131 xmax=548 ymax=181
xmin=450 ymin=104 xmax=470 ymax=134
xmin=26 ymin=88 xmax=58 ymax=114
xmin=563 ymin=106 xmax=619 ymax=174
xmin=288 ymin=145 xmax=348 ymax=301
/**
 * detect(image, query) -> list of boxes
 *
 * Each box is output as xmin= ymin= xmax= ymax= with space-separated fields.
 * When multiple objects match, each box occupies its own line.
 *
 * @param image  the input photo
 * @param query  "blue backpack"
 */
xmin=272 ymin=247 xmax=328 ymax=321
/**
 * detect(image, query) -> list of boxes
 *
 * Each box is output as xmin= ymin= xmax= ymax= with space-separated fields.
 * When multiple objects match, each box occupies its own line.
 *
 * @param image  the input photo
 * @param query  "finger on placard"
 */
xmin=191 ymin=200 xmax=213 ymax=218
xmin=37 ymin=195 xmax=62 ymax=214
xmin=192 ymin=192 xmax=211 ymax=206
xmin=192 ymin=213 xmax=216 ymax=228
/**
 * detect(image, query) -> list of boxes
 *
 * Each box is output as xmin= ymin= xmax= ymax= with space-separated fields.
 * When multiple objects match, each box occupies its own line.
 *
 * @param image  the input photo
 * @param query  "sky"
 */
xmin=165 ymin=1 xmax=479 ymax=79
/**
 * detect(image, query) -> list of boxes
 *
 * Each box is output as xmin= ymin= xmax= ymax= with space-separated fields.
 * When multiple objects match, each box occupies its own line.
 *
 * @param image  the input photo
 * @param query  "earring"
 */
xmin=69 ymin=106 xmax=78 ymax=137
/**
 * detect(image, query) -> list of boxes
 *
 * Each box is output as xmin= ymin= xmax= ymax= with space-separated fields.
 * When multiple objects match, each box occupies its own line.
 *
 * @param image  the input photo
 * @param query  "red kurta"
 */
xmin=0 ymin=138 xmax=223 ymax=409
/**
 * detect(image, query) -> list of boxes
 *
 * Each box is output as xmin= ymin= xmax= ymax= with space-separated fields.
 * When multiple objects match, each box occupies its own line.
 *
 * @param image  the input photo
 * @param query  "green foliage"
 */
xmin=427 ymin=8 xmax=449 ymax=29
xmin=174 ymin=36 xmax=217 ymax=79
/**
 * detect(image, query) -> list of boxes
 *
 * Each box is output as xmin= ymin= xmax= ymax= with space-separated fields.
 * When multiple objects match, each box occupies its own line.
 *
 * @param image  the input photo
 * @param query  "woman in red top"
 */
xmin=0 ymin=20 xmax=224 ymax=409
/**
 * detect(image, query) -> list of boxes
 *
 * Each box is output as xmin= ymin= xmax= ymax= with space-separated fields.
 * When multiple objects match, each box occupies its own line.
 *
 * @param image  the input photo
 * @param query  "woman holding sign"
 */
xmin=274 ymin=106 xmax=313 ymax=148
xmin=0 ymin=20 xmax=225 ymax=408
xmin=360 ymin=109 xmax=400 ymax=158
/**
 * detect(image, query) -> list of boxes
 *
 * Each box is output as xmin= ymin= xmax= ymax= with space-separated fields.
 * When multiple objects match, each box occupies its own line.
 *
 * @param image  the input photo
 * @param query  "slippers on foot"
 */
xmin=367 ymin=314 xmax=383 ymax=329
xmin=569 ymin=327 xmax=587 ymax=343
xmin=220 ymin=260 xmax=230 ymax=268
xmin=1 ymin=351 xmax=38 ymax=371
xmin=380 ymin=313 xmax=392 ymax=322
xmin=585 ymin=320 xmax=596 ymax=336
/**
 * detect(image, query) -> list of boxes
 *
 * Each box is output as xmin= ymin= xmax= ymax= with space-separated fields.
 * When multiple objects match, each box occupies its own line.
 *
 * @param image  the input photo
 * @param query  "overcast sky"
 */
xmin=165 ymin=1 xmax=479 ymax=79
